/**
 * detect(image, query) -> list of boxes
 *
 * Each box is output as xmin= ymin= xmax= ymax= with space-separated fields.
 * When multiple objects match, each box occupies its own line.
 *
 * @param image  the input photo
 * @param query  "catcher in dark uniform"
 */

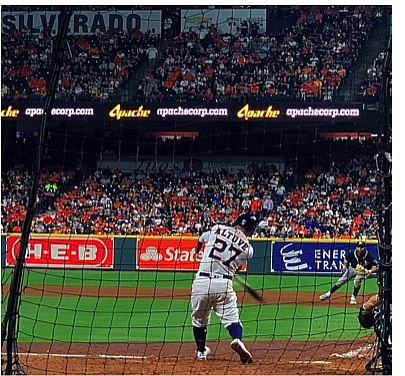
xmin=358 ymin=294 xmax=380 ymax=328
xmin=320 ymin=240 xmax=378 ymax=305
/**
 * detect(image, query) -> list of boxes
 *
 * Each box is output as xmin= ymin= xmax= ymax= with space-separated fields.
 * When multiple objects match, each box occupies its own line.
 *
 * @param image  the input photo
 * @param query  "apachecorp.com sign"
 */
xmin=1 ymin=102 xmax=362 ymax=123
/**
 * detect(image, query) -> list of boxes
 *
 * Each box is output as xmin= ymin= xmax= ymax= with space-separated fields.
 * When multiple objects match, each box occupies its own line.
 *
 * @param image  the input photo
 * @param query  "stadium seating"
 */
xmin=1 ymin=140 xmax=378 ymax=239
xmin=136 ymin=5 xmax=387 ymax=103
xmin=1 ymin=28 xmax=156 ymax=102
xmin=359 ymin=51 xmax=388 ymax=103
xmin=1 ymin=5 xmax=388 ymax=103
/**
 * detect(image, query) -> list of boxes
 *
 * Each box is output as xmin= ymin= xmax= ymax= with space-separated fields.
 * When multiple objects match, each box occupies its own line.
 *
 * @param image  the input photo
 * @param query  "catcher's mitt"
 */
xmin=354 ymin=264 xmax=370 ymax=276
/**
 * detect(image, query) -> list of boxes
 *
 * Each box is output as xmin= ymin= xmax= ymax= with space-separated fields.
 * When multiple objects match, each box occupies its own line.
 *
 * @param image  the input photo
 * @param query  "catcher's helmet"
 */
xmin=358 ymin=307 xmax=376 ymax=329
xmin=233 ymin=213 xmax=257 ymax=234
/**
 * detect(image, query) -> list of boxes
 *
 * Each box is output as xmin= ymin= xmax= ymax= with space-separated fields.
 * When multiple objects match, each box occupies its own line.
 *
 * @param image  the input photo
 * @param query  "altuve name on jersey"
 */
xmin=215 ymin=228 xmax=250 ymax=252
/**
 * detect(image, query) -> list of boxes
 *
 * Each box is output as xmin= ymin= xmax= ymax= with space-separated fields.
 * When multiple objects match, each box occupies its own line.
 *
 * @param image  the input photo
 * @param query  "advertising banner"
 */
xmin=6 ymin=235 xmax=114 ymax=268
xmin=271 ymin=240 xmax=378 ymax=274
xmin=97 ymin=155 xmax=285 ymax=174
xmin=1 ymin=102 xmax=363 ymax=124
xmin=2 ymin=10 xmax=162 ymax=35
xmin=137 ymin=236 xmax=248 ymax=272
xmin=181 ymin=8 xmax=266 ymax=34
xmin=1 ymin=104 xmax=97 ymax=120
xmin=137 ymin=237 xmax=202 ymax=271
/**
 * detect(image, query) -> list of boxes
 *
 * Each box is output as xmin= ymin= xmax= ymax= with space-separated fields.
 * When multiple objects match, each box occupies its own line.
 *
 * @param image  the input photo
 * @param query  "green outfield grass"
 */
xmin=1 ymin=269 xmax=376 ymax=344
xmin=4 ymin=296 xmax=370 ymax=343
xmin=1 ymin=269 xmax=379 ymax=293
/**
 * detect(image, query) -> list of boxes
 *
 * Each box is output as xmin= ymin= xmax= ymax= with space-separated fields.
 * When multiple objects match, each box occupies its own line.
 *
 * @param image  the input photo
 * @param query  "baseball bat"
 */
xmin=234 ymin=274 xmax=265 ymax=304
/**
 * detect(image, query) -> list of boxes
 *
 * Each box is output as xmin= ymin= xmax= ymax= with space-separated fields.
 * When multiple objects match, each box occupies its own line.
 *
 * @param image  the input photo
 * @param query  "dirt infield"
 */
xmin=15 ymin=337 xmax=376 ymax=375
xmin=3 ymin=285 xmax=378 ymax=374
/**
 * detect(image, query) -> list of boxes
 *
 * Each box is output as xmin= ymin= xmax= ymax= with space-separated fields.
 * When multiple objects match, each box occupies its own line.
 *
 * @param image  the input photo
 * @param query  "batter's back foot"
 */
xmin=231 ymin=339 xmax=252 ymax=364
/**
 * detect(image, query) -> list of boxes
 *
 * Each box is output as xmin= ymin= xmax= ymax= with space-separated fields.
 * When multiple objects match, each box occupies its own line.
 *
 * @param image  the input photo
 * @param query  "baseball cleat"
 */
xmin=350 ymin=296 xmax=357 ymax=305
xmin=196 ymin=346 xmax=211 ymax=360
xmin=231 ymin=339 xmax=253 ymax=364
xmin=319 ymin=292 xmax=331 ymax=300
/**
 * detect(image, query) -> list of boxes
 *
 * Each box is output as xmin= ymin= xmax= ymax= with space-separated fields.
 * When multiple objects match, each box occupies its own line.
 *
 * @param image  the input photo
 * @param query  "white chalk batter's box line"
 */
xmin=287 ymin=344 xmax=374 ymax=364
xmin=331 ymin=344 xmax=374 ymax=358
xmin=2 ymin=352 xmax=151 ymax=360
xmin=4 ymin=345 xmax=374 ymax=363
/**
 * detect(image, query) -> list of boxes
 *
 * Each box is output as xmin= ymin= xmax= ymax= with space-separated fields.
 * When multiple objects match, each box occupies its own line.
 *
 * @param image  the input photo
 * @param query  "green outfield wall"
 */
xmin=1 ymin=235 xmax=378 ymax=276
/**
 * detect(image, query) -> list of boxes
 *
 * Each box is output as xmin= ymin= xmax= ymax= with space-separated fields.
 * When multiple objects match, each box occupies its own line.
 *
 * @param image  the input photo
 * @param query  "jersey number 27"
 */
xmin=209 ymin=237 xmax=242 ymax=267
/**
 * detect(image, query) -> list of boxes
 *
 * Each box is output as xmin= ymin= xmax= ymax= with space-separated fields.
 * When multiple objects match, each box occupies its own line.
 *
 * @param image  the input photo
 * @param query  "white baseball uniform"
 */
xmin=191 ymin=224 xmax=254 ymax=328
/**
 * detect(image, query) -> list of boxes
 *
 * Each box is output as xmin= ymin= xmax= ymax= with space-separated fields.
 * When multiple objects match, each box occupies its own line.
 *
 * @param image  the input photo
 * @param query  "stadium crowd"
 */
xmin=136 ymin=5 xmax=386 ymax=103
xmin=1 ymin=151 xmax=379 ymax=240
xmin=1 ymin=25 xmax=158 ymax=102
xmin=1 ymin=5 xmax=387 ymax=240
xmin=360 ymin=50 xmax=388 ymax=103
xmin=1 ymin=5 xmax=388 ymax=103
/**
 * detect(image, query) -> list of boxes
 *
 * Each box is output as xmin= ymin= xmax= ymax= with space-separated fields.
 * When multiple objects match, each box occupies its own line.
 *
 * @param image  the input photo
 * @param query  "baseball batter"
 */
xmin=190 ymin=213 xmax=257 ymax=364
xmin=320 ymin=240 xmax=378 ymax=304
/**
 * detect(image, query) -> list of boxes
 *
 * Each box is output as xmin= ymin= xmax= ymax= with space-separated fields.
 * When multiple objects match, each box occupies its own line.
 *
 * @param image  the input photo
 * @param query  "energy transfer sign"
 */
xmin=271 ymin=241 xmax=378 ymax=274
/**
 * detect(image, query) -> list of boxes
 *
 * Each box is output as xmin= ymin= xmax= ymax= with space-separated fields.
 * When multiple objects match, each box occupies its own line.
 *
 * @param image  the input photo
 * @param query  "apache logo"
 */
xmin=108 ymin=104 xmax=151 ymax=120
xmin=1 ymin=105 xmax=20 ymax=118
xmin=237 ymin=104 xmax=281 ymax=120
xmin=279 ymin=243 xmax=309 ymax=271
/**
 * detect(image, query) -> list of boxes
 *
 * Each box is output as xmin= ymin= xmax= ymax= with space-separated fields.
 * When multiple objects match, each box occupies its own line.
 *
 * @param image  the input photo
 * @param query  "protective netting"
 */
xmin=1 ymin=5 xmax=391 ymax=375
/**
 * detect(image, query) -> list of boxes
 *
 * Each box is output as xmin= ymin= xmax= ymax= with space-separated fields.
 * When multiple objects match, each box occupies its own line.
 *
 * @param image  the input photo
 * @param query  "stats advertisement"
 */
xmin=137 ymin=237 xmax=201 ymax=271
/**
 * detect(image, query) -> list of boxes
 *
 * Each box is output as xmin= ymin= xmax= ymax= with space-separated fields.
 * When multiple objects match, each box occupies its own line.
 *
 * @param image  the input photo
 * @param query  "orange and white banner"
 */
xmin=137 ymin=237 xmax=202 ymax=271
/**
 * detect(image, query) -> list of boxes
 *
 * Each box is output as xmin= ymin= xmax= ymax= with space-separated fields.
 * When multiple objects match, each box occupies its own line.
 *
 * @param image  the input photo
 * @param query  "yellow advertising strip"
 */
xmin=108 ymin=104 xmax=151 ymax=120
xmin=1 ymin=105 xmax=20 ymax=118
xmin=237 ymin=104 xmax=281 ymax=120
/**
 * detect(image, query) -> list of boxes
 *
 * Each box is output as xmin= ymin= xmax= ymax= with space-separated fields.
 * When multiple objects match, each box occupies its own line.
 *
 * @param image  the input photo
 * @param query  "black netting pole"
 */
xmin=375 ymin=24 xmax=392 ymax=375
xmin=379 ymin=34 xmax=392 ymax=375
xmin=1 ymin=7 xmax=73 ymax=375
